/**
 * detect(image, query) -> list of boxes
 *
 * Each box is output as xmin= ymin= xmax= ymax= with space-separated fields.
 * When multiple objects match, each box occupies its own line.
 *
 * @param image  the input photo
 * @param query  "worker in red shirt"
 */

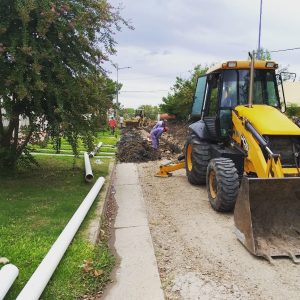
xmin=108 ymin=117 xmax=117 ymax=135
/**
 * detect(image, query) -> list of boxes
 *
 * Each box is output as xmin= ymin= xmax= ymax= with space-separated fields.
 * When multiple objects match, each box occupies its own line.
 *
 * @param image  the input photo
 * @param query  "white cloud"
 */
xmin=107 ymin=0 xmax=300 ymax=108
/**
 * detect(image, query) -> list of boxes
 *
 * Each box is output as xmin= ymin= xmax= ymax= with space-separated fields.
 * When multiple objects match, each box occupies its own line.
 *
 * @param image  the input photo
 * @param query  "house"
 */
xmin=282 ymin=82 xmax=300 ymax=106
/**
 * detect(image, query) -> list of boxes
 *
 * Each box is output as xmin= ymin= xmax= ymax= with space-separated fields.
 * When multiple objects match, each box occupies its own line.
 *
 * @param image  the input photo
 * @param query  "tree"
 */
xmin=138 ymin=105 xmax=160 ymax=120
xmin=0 ymin=0 xmax=130 ymax=169
xmin=120 ymin=107 xmax=135 ymax=118
xmin=286 ymin=103 xmax=300 ymax=118
xmin=160 ymin=65 xmax=209 ymax=120
xmin=255 ymin=47 xmax=271 ymax=60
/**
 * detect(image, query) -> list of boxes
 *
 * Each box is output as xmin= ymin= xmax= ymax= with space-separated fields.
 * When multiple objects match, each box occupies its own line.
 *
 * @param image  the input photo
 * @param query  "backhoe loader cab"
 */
xmin=185 ymin=59 xmax=300 ymax=263
xmin=190 ymin=61 xmax=282 ymax=140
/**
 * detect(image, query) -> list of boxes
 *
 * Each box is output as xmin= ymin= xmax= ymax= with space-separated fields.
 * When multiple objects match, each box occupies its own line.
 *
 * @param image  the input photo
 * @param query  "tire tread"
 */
xmin=207 ymin=157 xmax=239 ymax=212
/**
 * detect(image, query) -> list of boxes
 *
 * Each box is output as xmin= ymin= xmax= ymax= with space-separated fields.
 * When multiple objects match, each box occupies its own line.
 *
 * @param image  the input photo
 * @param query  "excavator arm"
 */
xmin=232 ymin=109 xmax=285 ymax=178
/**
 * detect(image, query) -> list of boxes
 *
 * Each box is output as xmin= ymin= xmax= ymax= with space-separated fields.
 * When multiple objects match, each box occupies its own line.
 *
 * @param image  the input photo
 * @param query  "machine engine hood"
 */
xmin=234 ymin=105 xmax=300 ymax=135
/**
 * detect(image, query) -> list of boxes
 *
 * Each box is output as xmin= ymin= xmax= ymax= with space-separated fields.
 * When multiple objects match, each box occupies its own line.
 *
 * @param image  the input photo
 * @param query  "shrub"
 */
xmin=286 ymin=103 xmax=300 ymax=118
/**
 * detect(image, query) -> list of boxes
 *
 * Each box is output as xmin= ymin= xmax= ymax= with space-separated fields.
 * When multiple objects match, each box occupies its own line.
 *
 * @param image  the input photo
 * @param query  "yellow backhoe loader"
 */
xmin=157 ymin=54 xmax=300 ymax=263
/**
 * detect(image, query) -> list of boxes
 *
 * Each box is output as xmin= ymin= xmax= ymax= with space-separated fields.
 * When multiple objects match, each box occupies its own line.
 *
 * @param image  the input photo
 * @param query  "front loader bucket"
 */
xmin=234 ymin=177 xmax=300 ymax=263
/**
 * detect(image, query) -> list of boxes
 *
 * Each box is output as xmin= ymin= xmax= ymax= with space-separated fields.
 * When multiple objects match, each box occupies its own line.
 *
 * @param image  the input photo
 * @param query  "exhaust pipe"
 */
xmin=248 ymin=51 xmax=255 ymax=108
xmin=84 ymin=152 xmax=94 ymax=182
xmin=0 ymin=264 xmax=19 ymax=300
xmin=16 ymin=177 xmax=105 ymax=300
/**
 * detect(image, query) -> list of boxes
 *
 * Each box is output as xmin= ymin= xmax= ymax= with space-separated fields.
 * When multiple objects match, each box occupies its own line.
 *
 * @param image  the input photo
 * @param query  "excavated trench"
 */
xmin=116 ymin=128 xmax=159 ymax=162
xmin=116 ymin=125 xmax=187 ymax=163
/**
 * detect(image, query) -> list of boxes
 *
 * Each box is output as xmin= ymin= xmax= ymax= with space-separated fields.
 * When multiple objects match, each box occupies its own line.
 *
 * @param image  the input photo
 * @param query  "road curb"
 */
xmin=86 ymin=159 xmax=117 ymax=244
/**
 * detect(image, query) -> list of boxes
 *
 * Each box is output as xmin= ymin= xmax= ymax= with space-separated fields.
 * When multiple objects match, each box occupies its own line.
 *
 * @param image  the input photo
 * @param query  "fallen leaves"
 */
xmin=0 ymin=257 xmax=10 ymax=265
xmin=81 ymin=259 xmax=104 ymax=278
xmin=93 ymin=269 xmax=104 ymax=277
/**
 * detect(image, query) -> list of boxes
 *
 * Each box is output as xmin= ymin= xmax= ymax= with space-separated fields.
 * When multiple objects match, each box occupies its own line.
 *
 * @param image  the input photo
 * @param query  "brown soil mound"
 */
xmin=116 ymin=124 xmax=188 ymax=163
xmin=116 ymin=128 xmax=159 ymax=163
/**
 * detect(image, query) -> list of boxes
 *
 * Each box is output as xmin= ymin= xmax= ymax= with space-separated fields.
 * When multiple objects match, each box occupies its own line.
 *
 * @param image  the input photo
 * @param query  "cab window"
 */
xmin=205 ymin=73 xmax=220 ymax=117
xmin=238 ymin=69 xmax=280 ymax=106
xmin=221 ymin=70 xmax=238 ymax=108
xmin=191 ymin=76 xmax=207 ymax=116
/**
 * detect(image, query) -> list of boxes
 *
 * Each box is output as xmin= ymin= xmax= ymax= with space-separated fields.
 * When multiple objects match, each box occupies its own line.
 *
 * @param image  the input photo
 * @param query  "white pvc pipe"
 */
xmin=16 ymin=177 xmax=105 ymax=300
xmin=84 ymin=152 xmax=94 ymax=182
xmin=0 ymin=264 xmax=19 ymax=300
xmin=89 ymin=142 xmax=103 ymax=157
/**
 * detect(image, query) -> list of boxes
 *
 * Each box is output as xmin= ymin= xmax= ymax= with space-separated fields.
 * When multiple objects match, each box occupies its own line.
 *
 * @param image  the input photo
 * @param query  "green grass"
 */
xmin=30 ymin=147 xmax=116 ymax=154
xmin=0 ymin=156 xmax=115 ymax=299
xmin=29 ymin=130 xmax=119 ymax=153
xmin=95 ymin=130 xmax=120 ymax=146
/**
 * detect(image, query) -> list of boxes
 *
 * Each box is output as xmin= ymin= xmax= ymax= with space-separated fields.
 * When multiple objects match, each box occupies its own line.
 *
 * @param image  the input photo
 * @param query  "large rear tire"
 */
xmin=185 ymin=135 xmax=210 ymax=185
xmin=206 ymin=158 xmax=239 ymax=212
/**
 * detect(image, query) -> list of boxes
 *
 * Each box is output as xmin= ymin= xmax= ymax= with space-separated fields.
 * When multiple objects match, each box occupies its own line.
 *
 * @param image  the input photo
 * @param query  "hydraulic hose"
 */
xmin=293 ymin=143 xmax=300 ymax=176
xmin=244 ymin=121 xmax=267 ymax=147
xmin=244 ymin=120 xmax=275 ymax=157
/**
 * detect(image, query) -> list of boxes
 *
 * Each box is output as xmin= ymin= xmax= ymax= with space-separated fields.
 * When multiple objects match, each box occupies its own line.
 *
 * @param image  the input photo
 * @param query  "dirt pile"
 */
xmin=116 ymin=128 xmax=160 ymax=163
xmin=144 ymin=121 xmax=188 ymax=151
xmin=116 ymin=124 xmax=188 ymax=163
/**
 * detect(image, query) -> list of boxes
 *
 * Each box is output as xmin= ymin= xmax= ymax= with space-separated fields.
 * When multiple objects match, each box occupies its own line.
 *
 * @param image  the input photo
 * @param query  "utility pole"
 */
xmin=257 ymin=0 xmax=263 ymax=59
xmin=113 ymin=64 xmax=131 ymax=108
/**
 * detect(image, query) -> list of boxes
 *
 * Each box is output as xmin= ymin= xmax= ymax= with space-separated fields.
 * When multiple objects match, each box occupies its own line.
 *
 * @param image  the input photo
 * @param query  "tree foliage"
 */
xmin=0 ymin=0 xmax=129 ymax=169
xmin=138 ymin=105 xmax=160 ymax=120
xmin=160 ymin=65 xmax=209 ymax=120
xmin=286 ymin=103 xmax=300 ymax=118
xmin=119 ymin=107 xmax=135 ymax=118
xmin=255 ymin=47 xmax=271 ymax=60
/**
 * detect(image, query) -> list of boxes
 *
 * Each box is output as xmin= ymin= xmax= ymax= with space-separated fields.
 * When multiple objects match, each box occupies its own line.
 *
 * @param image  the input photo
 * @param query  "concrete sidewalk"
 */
xmin=103 ymin=163 xmax=164 ymax=300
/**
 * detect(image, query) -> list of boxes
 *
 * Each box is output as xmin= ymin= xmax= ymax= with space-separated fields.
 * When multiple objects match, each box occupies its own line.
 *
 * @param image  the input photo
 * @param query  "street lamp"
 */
xmin=113 ymin=64 xmax=131 ymax=107
xmin=257 ymin=0 xmax=263 ymax=59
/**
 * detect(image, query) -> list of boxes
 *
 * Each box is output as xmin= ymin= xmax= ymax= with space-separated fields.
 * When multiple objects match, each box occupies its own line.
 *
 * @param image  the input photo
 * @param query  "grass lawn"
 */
xmin=30 ymin=129 xmax=120 ymax=153
xmin=30 ymin=147 xmax=116 ymax=155
xmin=0 ymin=156 xmax=115 ymax=299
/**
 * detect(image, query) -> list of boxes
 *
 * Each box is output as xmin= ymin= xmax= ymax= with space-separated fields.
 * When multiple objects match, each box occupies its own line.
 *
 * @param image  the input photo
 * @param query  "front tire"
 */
xmin=206 ymin=158 xmax=239 ymax=212
xmin=185 ymin=135 xmax=210 ymax=185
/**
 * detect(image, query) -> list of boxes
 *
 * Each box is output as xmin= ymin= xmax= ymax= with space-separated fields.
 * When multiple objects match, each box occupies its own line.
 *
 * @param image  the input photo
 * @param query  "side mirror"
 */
xmin=280 ymin=72 xmax=296 ymax=82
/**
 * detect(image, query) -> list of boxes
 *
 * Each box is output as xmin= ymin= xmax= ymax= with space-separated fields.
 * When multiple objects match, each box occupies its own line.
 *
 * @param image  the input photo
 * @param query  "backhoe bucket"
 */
xmin=234 ymin=177 xmax=300 ymax=263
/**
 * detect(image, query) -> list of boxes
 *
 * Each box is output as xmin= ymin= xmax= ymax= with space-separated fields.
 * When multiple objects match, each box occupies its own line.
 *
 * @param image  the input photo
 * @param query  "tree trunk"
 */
xmin=0 ymin=112 xmax=20 ymax=169
xmin=0 ymin=107 xmax=3 ymax=137
xmin=16 ymin=126 xmax=34 ymax=157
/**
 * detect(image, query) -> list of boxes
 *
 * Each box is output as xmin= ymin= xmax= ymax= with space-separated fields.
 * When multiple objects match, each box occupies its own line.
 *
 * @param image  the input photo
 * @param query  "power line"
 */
xmin=124 ymin=75 xmax=171 ymax=81
xmin=120 ymin=90 xmax=168 ymax=93
xmin=270 ymin=47 xmax=300 ymax=53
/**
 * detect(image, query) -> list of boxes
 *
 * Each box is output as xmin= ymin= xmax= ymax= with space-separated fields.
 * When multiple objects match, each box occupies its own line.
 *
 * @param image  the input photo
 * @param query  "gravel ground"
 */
xmin=137 ymin=161 xmax=300 ymax=300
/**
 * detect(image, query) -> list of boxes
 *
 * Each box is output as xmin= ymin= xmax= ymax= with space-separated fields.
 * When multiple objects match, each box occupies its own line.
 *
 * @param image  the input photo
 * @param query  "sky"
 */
xmin=105 ymin=0 xmax=300 ymax=109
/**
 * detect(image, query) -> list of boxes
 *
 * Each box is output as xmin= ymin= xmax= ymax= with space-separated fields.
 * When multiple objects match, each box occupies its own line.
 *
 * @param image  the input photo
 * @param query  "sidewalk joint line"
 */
xmin=115 ymin=183 xmax=139 ymax=186
xmin=113 ymin=225 xmax=147 ymax=229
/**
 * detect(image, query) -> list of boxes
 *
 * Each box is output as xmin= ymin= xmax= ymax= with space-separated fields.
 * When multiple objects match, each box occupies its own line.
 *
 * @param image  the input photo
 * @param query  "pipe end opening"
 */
xmin=85 ymin=174 xmax=94 ymax=182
